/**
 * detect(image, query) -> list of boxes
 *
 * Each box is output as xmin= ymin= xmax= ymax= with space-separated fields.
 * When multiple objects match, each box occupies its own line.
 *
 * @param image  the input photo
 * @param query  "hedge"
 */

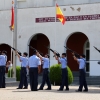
xmin=8 ymin=66 xmax=21 ymax=81
xmin=49 ymin=64 xmax=73 ymax=85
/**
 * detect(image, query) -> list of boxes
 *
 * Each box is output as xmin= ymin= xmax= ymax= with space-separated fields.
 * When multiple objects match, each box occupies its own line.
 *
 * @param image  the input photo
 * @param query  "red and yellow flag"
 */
xmin=10 ymin=1 xmax=14 ymax=30
xmin=56 ymin=4 xmax=66 ymax=25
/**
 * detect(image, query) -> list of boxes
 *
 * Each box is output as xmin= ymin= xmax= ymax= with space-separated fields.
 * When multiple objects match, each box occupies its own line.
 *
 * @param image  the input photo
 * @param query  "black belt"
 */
xmin=0 ymin=66 xmax=5 ymax=67
xmin=43 ymin=68 xmax=49 ymax=69
xmin=30 ymin=67 xmax=38 ymax=68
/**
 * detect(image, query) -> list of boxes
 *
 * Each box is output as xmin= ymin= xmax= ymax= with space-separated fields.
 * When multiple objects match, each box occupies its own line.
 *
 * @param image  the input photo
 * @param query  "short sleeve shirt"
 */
xmin=28 ymin=55 xmax=41 ymax=68
xmin=20 ymin=56 xmax=28 ymax=67
xmin=42 ymin=57 xmax=49 ymax=69
xmin=59 ymin=57 xmax=67 ymax=69
xmin=77 ymin=58 xmax=86 ymax=69
xmin=0 ymin=55 xmax=6 ymax=66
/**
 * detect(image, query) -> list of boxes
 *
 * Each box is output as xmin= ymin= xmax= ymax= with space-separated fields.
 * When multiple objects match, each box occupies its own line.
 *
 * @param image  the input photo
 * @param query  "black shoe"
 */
xmin=31 ymin=89 xmax=38 ymax=91
xmin=83 ymin=89 xmax=88 ymax=92
xmin=45 ymin=88 xmax=51 ymax=90
xmin=65 ymin=88 xmax=69 ymax=91
xmin=38 ymin=88 xmax=43 ymax=90
xmin=16 ymin=87 xmax=22 ymax=89
xmin=2 ymin=87 xmax=5 ymax=88
xmin=75 ymin=90 xmax=82 ymax=92
xmin=57 ymin=89 xmax=63 ymax=91
xmin=23 ymin=87 xmax=28 ymax=89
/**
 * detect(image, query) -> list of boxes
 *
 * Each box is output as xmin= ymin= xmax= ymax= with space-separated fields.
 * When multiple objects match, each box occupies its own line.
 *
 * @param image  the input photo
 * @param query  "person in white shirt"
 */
xmin=6 ymin=61 xmax=12 ymax=71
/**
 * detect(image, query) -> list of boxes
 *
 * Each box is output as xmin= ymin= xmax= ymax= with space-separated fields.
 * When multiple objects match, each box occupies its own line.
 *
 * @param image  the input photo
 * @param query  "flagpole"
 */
xmin=54 ymin=0 xmax=57 ymax=50
xmin=10 ymin=30 xmax=13 ymax=78
xmin=13 ymin=0 xmax=17 ymax=78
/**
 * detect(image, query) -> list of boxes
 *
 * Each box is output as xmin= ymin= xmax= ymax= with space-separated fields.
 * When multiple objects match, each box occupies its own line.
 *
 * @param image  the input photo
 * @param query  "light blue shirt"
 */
xmin=28 ymin=55 xmax=41 ymax=68
xmin=59 ymin=57 xmax=67 ymax=69
xmin=42 ymin=57 xmax=49 ymax=69
xmin=20 ymin=56 xmax=28 ymax=67
xmin=0 ymin=55 xmax=6 ymax=66
xmin=77 ymin=58 xmax=86 ymax=69
xmin=4 ymin=55 xmax=7 ymax=62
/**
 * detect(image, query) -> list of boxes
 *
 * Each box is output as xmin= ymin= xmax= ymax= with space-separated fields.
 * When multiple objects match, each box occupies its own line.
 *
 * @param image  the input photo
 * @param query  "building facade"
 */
xmin=0 ymin=0 xmax=100 ymax=76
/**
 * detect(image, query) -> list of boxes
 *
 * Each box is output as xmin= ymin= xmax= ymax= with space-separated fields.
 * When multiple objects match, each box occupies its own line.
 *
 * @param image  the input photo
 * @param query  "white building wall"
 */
xmin=0 ymin=3 xmax=100 ymax=75
xmin=1 ymin=0 xmax=100 ymax=10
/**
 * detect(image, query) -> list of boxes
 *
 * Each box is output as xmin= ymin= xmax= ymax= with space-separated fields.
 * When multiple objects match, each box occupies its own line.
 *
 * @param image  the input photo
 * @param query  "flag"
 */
xmin=56 ymin=4 xmax=66 ymax=25
xmin=10 ymin=1 xmax=14 ymax=31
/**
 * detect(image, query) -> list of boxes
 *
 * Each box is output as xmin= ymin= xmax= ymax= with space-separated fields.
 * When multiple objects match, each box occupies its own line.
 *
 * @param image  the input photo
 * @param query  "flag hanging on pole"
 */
xmin=10 ymin=1 xmax=14 ymax=31
xmin=56 ymin=4 xmax=66 ymax=25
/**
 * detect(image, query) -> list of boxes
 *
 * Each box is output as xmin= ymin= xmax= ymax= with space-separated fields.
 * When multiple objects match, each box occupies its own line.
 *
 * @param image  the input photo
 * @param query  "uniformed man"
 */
xmin=27 ymin=49 xmax=41 ymax=91
xmin=54 ymin=52 xmax=69 ymax=91
xmin=0 ymin=50 xmax=7 ymax=88
xmin=72 ymin=53 xmax=88 ymax=92
xmin=15 ymin=51 xmax=28 ymax=89
xmin=38 ymin=53 xmax=51 ymax=90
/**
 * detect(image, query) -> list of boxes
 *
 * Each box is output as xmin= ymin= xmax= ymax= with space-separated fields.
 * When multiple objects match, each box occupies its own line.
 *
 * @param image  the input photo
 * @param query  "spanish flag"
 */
xmin=10 ymin=1 xmax=14 ymax=30
xmin=56 ymin=4 xmax=66 ymax=25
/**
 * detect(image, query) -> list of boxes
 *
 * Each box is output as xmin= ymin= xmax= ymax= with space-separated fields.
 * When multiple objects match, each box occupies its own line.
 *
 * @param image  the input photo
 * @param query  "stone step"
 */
xmin=6 ymin=77 xmax=16 ymax=83
xmin=72 ymin=71 xmax=89 ymax=77
xmin=72 ymin=77 xmax=100 ymax=85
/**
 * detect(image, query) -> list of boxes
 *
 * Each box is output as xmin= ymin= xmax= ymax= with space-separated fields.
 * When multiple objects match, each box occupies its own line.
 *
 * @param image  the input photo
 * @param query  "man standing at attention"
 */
xmin=27 ymin=49 xmax=41 ymax=91
xmin=0 ymin=50 xmax=7 ymax=88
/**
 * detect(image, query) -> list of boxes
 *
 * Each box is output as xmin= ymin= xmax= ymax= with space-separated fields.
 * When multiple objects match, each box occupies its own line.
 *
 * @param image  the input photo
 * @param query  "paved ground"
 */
xmin=0 ymin=85 xmax=100 ymax=100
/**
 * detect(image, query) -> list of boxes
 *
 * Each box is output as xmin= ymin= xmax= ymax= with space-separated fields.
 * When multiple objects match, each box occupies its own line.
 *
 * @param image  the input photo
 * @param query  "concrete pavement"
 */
xmin=0 ymin=85 xmax=100 ymax=100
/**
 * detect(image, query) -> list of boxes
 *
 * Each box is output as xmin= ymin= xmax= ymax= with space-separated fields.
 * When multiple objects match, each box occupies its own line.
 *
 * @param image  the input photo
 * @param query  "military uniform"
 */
xmin=17 ymin=56 xmax=28 ymax=89
xmin=28 ymin=55 xmax=41 ymax=91
xmin=0 ymin=55 xmax=6 ymax=88
xmin=77 ymin=58 xmax=88 ymax=91
xmin=58 ymin=57 xmax=69 ymax=91
xmin=39 ymin=57 xmax=51 ymax=90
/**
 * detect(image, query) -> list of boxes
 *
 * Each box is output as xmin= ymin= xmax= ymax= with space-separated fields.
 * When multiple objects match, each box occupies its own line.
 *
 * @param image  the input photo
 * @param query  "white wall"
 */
xmin=0 ymin=3 xmax=100 ymax=75
xmin=1 ymin=0 xmax=100 ymax=10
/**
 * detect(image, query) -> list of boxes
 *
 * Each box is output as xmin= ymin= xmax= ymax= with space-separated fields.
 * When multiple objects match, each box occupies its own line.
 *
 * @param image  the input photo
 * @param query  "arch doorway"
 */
xmin=29 ymin=33 xmax=50 ymax=56
xmin=0 ymin=43 xmax=11 ymax=61
xmin=66 ymin=32 xmax=90 ymax=73
xmin=0 ymin=43 xmax=12 ymax=73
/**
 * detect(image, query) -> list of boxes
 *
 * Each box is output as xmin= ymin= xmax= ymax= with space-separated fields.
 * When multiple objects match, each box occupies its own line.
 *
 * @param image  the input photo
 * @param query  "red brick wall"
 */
xmin=67 ymin=33 xmax=88 ymax=71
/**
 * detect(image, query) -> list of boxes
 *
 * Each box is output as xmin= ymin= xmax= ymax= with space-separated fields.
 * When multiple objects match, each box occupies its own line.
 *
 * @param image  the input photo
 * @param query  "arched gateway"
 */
xmin=0 ymin=43 xmax=11 ymax=61
xmin=0 ymin=43 xmax=12 ymax=73
xmin=66 ymin=32 xmax=90 ymax=74
xmin=29 ymin=33 xmax=50 ymax=57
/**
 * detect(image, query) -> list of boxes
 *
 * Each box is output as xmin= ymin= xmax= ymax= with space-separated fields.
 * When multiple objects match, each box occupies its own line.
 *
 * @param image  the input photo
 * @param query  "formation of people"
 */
xmin=0 ymin=49 xmax=88 ymax=92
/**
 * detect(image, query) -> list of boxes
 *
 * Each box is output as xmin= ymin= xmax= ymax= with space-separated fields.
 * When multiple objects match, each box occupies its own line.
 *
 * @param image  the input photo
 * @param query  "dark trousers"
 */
xmin=60 ymin=68 xmax=69 ymax=90
xmin=19 ymin=67 xmax=28 ymax=88
xmin=78 ymin=69 xmax=88 ymax=91
xmin=2 ymin=67 xmax=5 ymax=88
xmin=39 ymin=68 xmax=51 ymax=89
xmin=29 ymin=67 xmax=38 ymax=91
xmin=0 ymin=66 xmax=5 ymax=88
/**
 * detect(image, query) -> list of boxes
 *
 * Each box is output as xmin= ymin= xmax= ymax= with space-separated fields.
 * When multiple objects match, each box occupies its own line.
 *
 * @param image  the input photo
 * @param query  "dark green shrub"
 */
xmin=8 ymin=66 xmax=21 ymax=81
xmin=49 ymin=64 xmax=73 ymax=85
